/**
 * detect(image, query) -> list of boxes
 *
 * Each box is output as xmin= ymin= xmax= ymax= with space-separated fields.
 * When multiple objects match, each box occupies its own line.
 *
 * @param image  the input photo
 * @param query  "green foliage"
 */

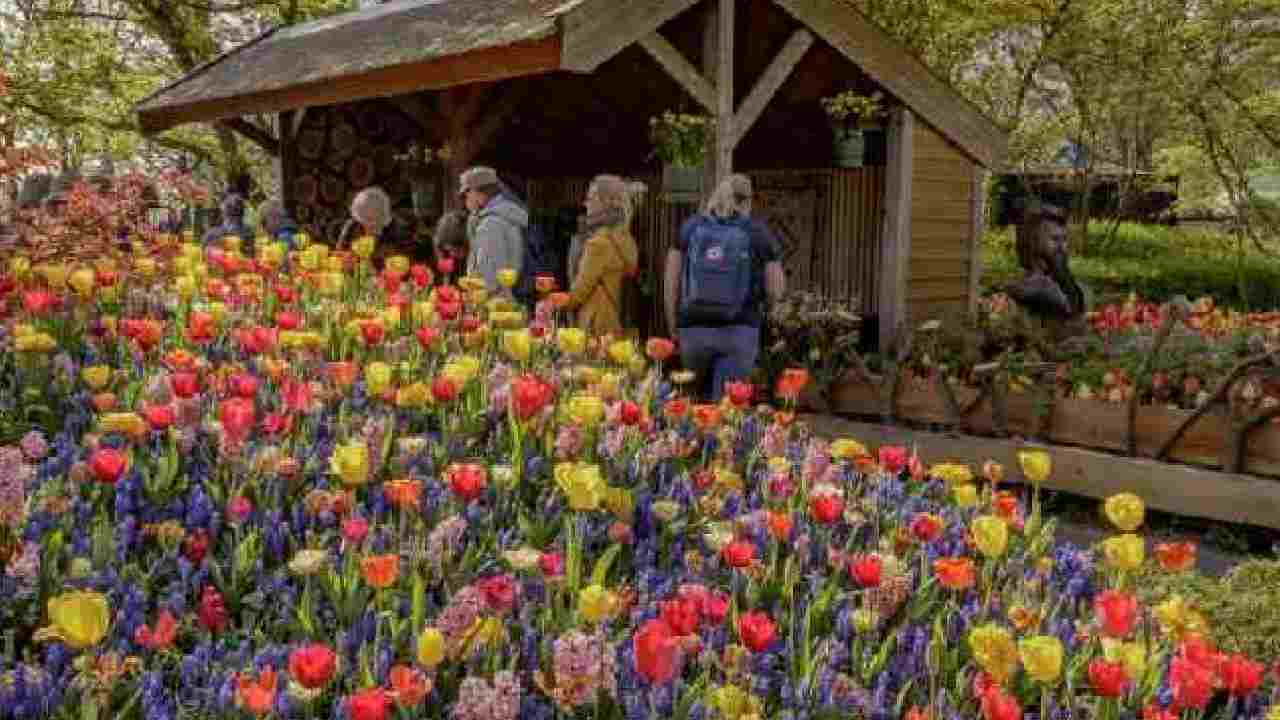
xmin=1134 ymin=560 xmax=1280 ymax=665
xmin=982 ymin=222 xmax=1280 ymax=311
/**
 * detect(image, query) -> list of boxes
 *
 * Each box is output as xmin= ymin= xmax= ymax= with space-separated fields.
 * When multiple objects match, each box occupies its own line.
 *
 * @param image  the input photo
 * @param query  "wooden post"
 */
xmin=878 ymin=106 xmax=914 ymax=352
xmin=701 ymin=0 xmax=735 ymax=193
xmin=968 ymin=165 xmax=987 ymax=315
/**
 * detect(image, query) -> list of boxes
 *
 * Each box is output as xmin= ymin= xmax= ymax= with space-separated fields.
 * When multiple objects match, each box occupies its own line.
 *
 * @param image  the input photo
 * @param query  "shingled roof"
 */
xmin=136 ymin=0 xmax=1007 ymax=167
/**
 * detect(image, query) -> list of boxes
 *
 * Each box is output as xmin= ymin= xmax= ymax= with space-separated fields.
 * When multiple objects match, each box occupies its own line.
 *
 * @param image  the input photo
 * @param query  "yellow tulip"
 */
xmin=325 ymin=255 xmax=345 ymax=273
xmin=497 ymin=268 xmax=518 ymax=289
xmin=396 ymin=382 xmax=432 ymax=409
xmin=931 ymin=462 xmax=975 ymax=487
xmin=1101 ymin=534 xmax=1145 ymax=571
xmin=1102 ymin=638 xmax=1148 ymax=679
xmin=1018 ymin=449 xmax=1052 ymax=484
xmin=1153 ymin=596 xmax=1209 ymax=640
xmin=968 ymin=623 xmax=1018 ymax=685
xmin=99 ymin=412 xmax=147 ymax=437
xmin=364 ymin=362 xmax=392 ymax=396
xmin=174 ymin=274 xmax=197 ymax=300
xmin=259 ymin=242 xmax=286 ymax=268
xmin=412 ymin=301 xmax=434 ymax=325
xmin=1103 ymin=493 xmax=1145 ymax=533
xmin=568 ymin=394 xmax=605 ymax=428
xmin=135 ymin=257 xmax=158 ymax=279
xmin=555 ymin=462 xmax=605 ymax=511
xmin=829 ymin=438 xmax=868 ymax=460
xmin=330 ymin=440 xmax=370 ymax=487
xmin=490 ymin=311 xmax=525 ymax=329
xmin=578 ymin=584 xmax=616 ymax=623
xmin=69 ymin=268 xmax=96 ymax=297
xmin=1018 ymin=635 xmax=1063 ymax=684
xmin=416 ymin=626 xmax=446 ymax=669
xmin=458 ymin=276 xmax=487 ymax=293
xmin=711 ymin=685 xmax=760 ymax=720
xmin=971 ymin=515 xmax=1009 ymax=558
xmin=38 ymin=591 xmax=111 ymax=649
xmin=14 ymin=332 xmax=57 ymax=353
xmin=576 ymin=366 xmax=602 ymax=386
xmin=953 ymin=483 xmax=979 ymax=508
xmin=180 ymin=243 xmax=202 ymax=262
xmin=386 ymin=255 xmax=410 ymax=276
xmin=380 ymin=306 xmax=400 ymax=330
xmin=352 ymin=235 xmax=376 ymax=260
xmin=82 ymin=365 xmax=112 ymax=391
xmin=557 ymin=328 xmax=587 ymax=355
xmin=293 ymin=231 xmax=311 ymax=249
xmin=39 ymin=263 xmax=69 ymax=288
xmin=318 ymin=272 xmax=344 ymax=296
xmin=9 ymin=256 xmax=31 ymax=278
xmin=607 ymin=339 xmax=636 ymax=366
xmin=603 ymin=486 xmax=635 ymax=520
xmin=503 ymin=329 xmax=533 ymax=363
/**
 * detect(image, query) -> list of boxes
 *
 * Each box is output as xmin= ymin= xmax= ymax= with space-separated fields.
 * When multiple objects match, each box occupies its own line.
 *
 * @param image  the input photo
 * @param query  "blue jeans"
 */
xmin=678 ymin=325 xmax=760 ymax=401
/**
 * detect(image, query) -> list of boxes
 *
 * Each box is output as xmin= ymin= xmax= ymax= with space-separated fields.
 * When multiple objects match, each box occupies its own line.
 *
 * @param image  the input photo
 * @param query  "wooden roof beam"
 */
xmin=561 ymin=0 xmax=701 ymax=72
xmin=220 ymin=117 xmax=279 ymax=156
xmin=637 ymin=33 xmax=717 ymax=113
xmin=732 ymin=28 xmax=813 ymax=145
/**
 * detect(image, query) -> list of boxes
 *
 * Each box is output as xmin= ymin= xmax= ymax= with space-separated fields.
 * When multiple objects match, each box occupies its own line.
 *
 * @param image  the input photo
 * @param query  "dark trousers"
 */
xmin=678 ymin=325 xmax=760 ymax=401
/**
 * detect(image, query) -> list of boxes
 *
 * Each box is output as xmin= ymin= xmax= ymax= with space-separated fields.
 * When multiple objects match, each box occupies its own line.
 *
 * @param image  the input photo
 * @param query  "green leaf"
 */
xmin=591 ymin=543 xmax=623 ymax=586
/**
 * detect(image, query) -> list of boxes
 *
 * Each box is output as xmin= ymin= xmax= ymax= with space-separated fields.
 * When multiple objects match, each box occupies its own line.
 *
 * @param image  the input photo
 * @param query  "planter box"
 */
xmin=829 ymin=376 xmax=1280 ymax=478
xmin=662 ymin=165 xmax=703 ymax=203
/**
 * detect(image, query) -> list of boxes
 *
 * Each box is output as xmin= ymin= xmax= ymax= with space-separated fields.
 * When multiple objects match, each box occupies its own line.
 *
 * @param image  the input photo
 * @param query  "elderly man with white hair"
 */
xmin=343 ymin=186 xmax=397 ymax=250
xmin=458 ymin=166 xmax=527 ymax=291
xmin=664 ymin=174 xmax=785 ymax=401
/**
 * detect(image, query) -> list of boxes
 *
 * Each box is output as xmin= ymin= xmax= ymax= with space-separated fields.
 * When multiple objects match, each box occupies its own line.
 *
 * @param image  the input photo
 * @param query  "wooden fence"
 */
xmin=527 ymin=167 xmax=885 ymax=337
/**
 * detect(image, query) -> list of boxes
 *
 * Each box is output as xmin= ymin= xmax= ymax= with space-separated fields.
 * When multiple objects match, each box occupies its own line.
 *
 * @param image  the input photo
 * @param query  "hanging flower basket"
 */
xmin=822 ymin=91 xmax=885 ymax=169
xmin=833 ymin=126 xmax=867 ymax=169
xmin=662 ymin=165 xmax=703 ymax=203
xmin=651 ymin=111 xmax=712 ymax=202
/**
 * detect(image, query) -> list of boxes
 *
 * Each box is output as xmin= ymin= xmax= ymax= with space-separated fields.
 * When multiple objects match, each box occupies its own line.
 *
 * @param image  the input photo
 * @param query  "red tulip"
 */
xmin=775 ymin=368 xmax=809 ymax=400
xmin=447 ymin=463 xmax=486 ymax=502
xmin=347 ymin=688 xmax=390 ymax=720
xmin=359 ymin=320 xmax=385 ymax=346
xmin=261 ymin=412 xmax=292 ymax=436
xmin=477 ymin=574 xmax=518 ymax=614
xmin=1170 ymin=656 xmax=1214 ymax=711
xmin=511 ymin=374 xmax=553 ymax=421
xmin=725 ymin=381 xmax=754 ymax=408
xmin=1219 ymin=653 xmax=1265 ymax=696
xmin=431 ymin=376 xmax=459 ymax=403
xmin=274 ymin=285 xmax=297 ymax=303
xmin=909 ymin=513 xmax=944 ymax=543
xmin=705 ymin=591 xmax=730 ymax=624
xmin=721 ymin=540 xmax=755 ymax=568
xmin=415 ymin=325 xmax=440 ymax=350
xmin=171 ymin=372 xmax=200 ymax=399
xmin=1088 ymin=659 xmax=1130 ymax=697
xmin=619 ymin=401 xmax=643 ymax=426
xmin=737 ymin=611 xmax=776 ymax=653
xmin=238 ymin=326 xmax=277 ymax=355
xmin=437 ymin=301 xmax=461 ymax=321
xmin=198 ymin=586 xmax=228 ymax=633
xmin=22 ymin=290 xmax=55 ymax=315
xmin=227 ymin=495 xmax=253 ymax=523
xmin=1094 ymin=590 xmax=1139 ymax=638
xmin=660 ymin=597 xmax=700 ymax=636
xmin=436 ymin=256 xmax=456 ymax=275
xmin=228 ymin=372 xmax=259 ymax=400
xmin=539 ymin=552 xmax=564 ymax=577
xmin=633 ymin=619 xmax=679 ymax=684
xmin=186 ymin=311 xmax=217 ymax=344
xmin=1142 ymin=703 xmax=1178 ymax=720
xmin=979 ymin=688 xmax=1021 ymax=720
xmin=275 ymin=310 xmax=303 ymax=330
xmin=410 ymin=264 xmax=432 ymax=289
xmin=380 ymin=270 xmax=402 ymax=295
xmin=143 ymin=404 xmax=175 ymax=430
xmin=89 ymin=448 xmax=128 ymax=484
xmin=878 ymin=446 xmax=908 ymax=474
xmin=134 ymin=609 xmax=178 ymax=650
xmin=282 ymin=379 xmax=313 ymax=412
xmin=342 ymin=516 xmax=370 ymax=544
xmin=809 ymin=493 xmax=844 ymax=525
xmin=288 ymin=643 xmax=337 ymax=689
xmin=184 ymin=529 xmax=210 ymax=565
xmin=219 ymin=398 xmax=256 ymax=442
xmin=645 ymin=337 xmax=675 ymax=362
xmin=849 ymin=554 xmax=883 ymax=588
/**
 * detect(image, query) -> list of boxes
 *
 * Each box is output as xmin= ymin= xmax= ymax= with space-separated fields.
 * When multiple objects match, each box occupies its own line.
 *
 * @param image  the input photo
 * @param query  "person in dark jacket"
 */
xmin=202 ymin=193 xmax=255 ymax=253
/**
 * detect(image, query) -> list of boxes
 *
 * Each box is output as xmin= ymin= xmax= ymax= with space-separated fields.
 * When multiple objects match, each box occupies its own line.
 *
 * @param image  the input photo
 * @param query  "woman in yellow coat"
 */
xmin=564 ymin=175 xmax=646 ymax=337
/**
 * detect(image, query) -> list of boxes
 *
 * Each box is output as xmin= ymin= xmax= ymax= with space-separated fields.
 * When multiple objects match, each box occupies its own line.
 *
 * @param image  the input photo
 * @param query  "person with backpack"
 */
xmin=459 ymin=166 xmax=527 ymax=293
xmin=664 ymin=174 xmax=785 ymax=401
xmin=563 ymin=175 xmax=646 ymax=337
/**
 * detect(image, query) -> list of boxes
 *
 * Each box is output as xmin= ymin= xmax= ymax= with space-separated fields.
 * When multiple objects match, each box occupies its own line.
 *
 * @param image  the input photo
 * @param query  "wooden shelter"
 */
xmin=136 ymin=0 xmax=1007 ymax=346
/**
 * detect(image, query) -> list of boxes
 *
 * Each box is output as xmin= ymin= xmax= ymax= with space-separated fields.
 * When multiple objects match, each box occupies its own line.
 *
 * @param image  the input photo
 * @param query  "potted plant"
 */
xmin=821 ymin=90 xmax=885 ymax=168
xmin=650 ymin=111 xmax=714 ymax=201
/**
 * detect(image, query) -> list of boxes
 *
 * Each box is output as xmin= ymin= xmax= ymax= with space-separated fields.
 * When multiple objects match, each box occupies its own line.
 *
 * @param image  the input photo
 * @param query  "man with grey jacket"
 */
xmin=459 ymin=166 xmax=527 ymax=291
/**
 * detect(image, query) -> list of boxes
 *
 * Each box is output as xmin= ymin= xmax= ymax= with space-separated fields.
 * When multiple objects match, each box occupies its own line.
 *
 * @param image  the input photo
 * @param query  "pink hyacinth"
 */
xmin=0 ymin=447 xmax=30 ymax=529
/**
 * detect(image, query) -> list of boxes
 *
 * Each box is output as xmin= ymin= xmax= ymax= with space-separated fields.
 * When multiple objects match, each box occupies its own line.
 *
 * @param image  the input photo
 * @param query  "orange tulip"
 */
xmin=776 ymin=368 xmax=810 ymax=400
xmin=691 ymin=404 xmax=721 ymax=431
xmin=327 ymin=361 xmax=358 ymax=389
xmin=383 ymin=479 xmax=422 ymax=511
xmin=360 ymin=554 xmax=400 ymax=589
xmin=645 ymin=337 xmax=676 ymax=363
xmin=1155 ymin=541 xmax=1197 ymax=572
xmin=235 ymin=667 xmax=278 ymax=716
xmin=548 ymin=292 xmax=571 ymax=309
xmin=387 ymin=664 xmax=431 ymax=707
xmin=933 ymin=557 xmax=977 ymax=591
xmin=766 ymin=511 xmax=792 ymax=541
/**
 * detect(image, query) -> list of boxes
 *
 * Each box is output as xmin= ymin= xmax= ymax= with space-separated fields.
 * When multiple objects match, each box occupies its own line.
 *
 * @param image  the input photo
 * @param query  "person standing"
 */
xmin=563 ymin=175 xmax=645 ymax=337
xmin=664 ymin=174 xmax=785 ymax=401
xmin=202 ymin=193 xmax=255 ymax=252
xmin=459 ymin=166 xmax=527 ymax=292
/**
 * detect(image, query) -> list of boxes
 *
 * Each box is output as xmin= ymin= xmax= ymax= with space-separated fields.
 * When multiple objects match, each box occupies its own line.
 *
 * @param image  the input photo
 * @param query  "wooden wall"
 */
xmin=907 ymin=121 xmax=978 ymax=322
xmin=528 ymin=167 xmax=883 ymax=337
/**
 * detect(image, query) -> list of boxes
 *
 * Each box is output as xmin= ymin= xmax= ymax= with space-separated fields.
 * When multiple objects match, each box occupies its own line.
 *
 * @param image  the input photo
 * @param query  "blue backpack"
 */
xmin=514 ymin=222 xmax=560 ymax=309
xmin=679 ymin=215 xmax=754 ymax=326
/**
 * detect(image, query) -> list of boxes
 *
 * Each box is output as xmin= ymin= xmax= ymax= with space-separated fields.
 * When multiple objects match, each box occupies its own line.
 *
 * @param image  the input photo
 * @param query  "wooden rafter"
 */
xmin=732 ymin=28 xmax=813 ymax=145
xmin=220 ymin=117 xmax=279 ymax=156
xmin=390 ymin=94 xmax=446 ymax=144
xmin=637 ymin=33 xmax=716 ymax=113
xmin=560 ymin=0 xmax=700 ymax=72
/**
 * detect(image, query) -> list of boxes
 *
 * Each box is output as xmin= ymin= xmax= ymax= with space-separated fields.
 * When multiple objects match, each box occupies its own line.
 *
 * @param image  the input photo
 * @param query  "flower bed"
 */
xmin=0 ymin=238 xmax=1274 ymax=720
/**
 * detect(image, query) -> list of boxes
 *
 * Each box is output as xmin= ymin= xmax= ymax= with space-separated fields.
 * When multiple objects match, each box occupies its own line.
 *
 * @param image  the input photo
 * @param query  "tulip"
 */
xmin=809 ymin=489 xmax=844 ymax=524
xmin=431 ymin=376 xmax=460 ymax=403
xmin=633 ymin=619 xmax=679 ymax=684
xmin=829 ymin=438 xmax=868 ymax=461
xmin=968 ymin=624 xmax=1018 ymax=685
xmin=347 ymin=688 xmax=390 ymax=720
xmin=971 ymin=515 xmax=1009 ymax=558
xmin=539 ymin=551 xmax=565 ymax=577
xmin=660 ymin=598 xmax=700 ymax=636
xmin=953 ymin=483 xmax=979 ymax=508
xmin=142 ymin=404 xmax=175 ymax=430
xmin=171 ymin=372 xmax=200 ymax=399
xmin=724 ymin=380 xmax=754 ymax=408
xmin=1102 ymin=534 xmax=1146 ymax=571
xmin=557 ymin=327 xmax=587 ymax=355
xmin=645 ymin=336 xmax=676 ymax=362
xmin=909 ymin=513 xmax=944 ymax=543
xmin=1088 ymin=658 xmax=1130 ymax=697
xmin=235 ymin=668 xmax=277 ymax=716
xmin=775 ymin=367 xmax=809 ymax=399
xmin=416 ymin=626 xmax=446 ymax=669
xmin=1154 ymin=541 xmax=1197 ymax=572
xmin=1219 ymin=653 xmax=1265 ymax=696
xmin=99 ymin=412 xmax=147 ymax=438
xmin=1104 ymin=493 xmax=1145 ymax=533
xmin=1170 ymin=656 xmax=1214 ymax=710
xmin=218 ymin=399 xmax=255 ymax=442
xmin=554 ymin=462 xmax=604 ymax=511
xmin=1019 ymin=635 xmax=1064 ymax=684
xmin=502 ymin=329 xmax=532 ymax=363
xmin=133 ymin=609 xmax=178 ymax=651
xmin=342 ymin=516 xmax=370 ymax=544
xmin=878 ymin=446 xmax=908 ymax=474
xmin=330 ymin=441 xmax=370 ymax=487
xmin=228 ymin=372 xmax=259 ymax=400
xmin=447 ymin=463 xmax=487 ymax=502
xmin=1017 ymin=449 xmax=1051 ymax=484
xmin=979 ymin=689 xmax=1021 ymax=720
xmin=288 ymin=643 xmax=338 ymax=689
xmin=1102 ymin=638 xmax=1149 ymax=679
xmin=737 ymin=611 xmax=776 ymax=653
xmin=1095 ymin=590 xmax=1139 ymax=638
xmin=567 ymin=393 xmax=604 ymax=427
xmin=38 ymin=591 xmax=111 ymax=649
xmin=360 ymin=554 xmax=399 ymax=589
xmin=721 ymin=540 xmax=755 ymax=568
xmin=578 ymin=584 xmax=616 ymax=624
xmin=388 ymin=665 xmax=431 ymax=707
xmin=766 ymin=511 xmax=792 ymax=541
xmin=849 ymin=554 xmax=883 ymax=588
xmin=198 ymin=585 xmax=228 ymax=633
xmin=89 ymin=448 xmax=128 ymax=484
xmin=364 ymin=361 xmax=392 ymax=396
xmin=82 ymin=365 xmax=112 ymax=391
